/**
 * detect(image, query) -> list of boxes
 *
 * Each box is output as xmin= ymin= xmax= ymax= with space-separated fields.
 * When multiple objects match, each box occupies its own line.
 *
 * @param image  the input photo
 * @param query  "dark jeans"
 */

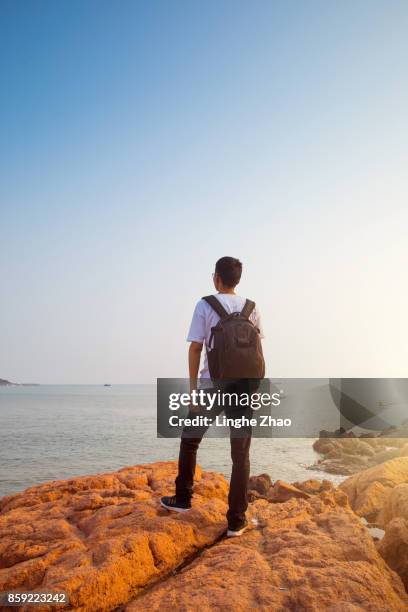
xmin=175 ymin=393 xmax=252 ymax=531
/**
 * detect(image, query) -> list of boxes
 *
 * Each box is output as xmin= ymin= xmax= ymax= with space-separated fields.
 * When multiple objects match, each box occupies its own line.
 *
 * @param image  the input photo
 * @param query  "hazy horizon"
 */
xmin=1 ymin=1 xmax=407 ymax=383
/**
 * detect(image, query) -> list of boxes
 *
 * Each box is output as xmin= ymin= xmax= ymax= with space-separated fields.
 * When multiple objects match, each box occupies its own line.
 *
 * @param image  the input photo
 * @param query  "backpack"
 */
xmin=202 ymin=295 xmax=265 ymax=381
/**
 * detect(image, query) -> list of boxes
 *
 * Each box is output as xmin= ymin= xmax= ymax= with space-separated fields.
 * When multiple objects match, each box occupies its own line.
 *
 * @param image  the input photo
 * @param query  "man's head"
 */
xmin=213 ymin=256 xmax=242 ymax=292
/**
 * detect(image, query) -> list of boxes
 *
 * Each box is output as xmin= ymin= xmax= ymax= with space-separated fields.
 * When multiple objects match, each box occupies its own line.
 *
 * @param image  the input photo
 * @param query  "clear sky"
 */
xmin=1 ymin=1 xmax=407 ymax=383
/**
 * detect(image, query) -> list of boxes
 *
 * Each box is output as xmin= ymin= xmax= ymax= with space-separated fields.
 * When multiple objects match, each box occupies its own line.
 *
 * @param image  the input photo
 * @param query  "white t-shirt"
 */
xmin=187 ymin=294 xmax=264 ymax=380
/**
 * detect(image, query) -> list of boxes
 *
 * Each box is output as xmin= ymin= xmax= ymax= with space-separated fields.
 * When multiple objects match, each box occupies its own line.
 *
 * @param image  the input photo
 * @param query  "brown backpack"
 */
xmin=203 ymin=295 xmax=265 ymax=381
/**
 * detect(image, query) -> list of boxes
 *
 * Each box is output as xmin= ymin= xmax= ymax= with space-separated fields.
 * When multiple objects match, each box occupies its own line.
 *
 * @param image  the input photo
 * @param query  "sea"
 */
xmin=0 ymin=384 xmax=344 ymax=499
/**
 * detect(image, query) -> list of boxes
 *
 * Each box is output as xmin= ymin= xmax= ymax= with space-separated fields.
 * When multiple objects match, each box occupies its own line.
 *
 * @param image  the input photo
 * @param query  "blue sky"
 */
xmin=1 ymin=1 xmax=407 ymax=383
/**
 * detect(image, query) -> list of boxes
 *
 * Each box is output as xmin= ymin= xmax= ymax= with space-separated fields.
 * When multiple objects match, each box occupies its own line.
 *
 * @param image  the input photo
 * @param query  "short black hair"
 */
xmin=215 ymin=256 xmax=242 ymax=287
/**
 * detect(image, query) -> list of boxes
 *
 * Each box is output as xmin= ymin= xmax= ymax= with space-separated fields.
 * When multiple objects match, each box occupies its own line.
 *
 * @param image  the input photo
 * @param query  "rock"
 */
xmin=313 ymin=437 xmax=336 ymax=455
xmin=312 ymin=435 xmax=408 ymax=476
xmin=340 ymin=457 xmax=408 ymax=523
xmin=378 ymin=518 xmax=408 ymax=590
xmin=247 ymin=476 xmax=348 ymax=507
xmin=378 ymin=483 xmax=408 ymax=527
xmin=247 ymin=489 xmax=264 ymax=502
xmin=310 ymin=455 xmax=371 ymax=476
xmin=127 ymin=489 xmax=408 ymax=611
xmin=248 ymin=477 xmax=338 ymax=505
xmin=313 ymin=438 xmax=376 ymax=458
xmin=248 ymin=473 xmax=272 ymax=496
xmin=2 ymin=463 xmax=407 ymax=612
xmin=267 ymin=480 xmax=311 ymax=502
xmin=372 ymin=448 xmax=402 ymax=465
xmin=0 ymin=462 xmax=228 ymax=611
xmin=293 ymin=479 xmax=334 ymax=495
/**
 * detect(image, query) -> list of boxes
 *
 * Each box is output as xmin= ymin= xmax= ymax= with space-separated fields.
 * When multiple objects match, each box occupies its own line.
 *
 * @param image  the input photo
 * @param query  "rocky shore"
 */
xmin=311 ymin=423 xmax=408 ymax=476
xmin=1 ymin=459 xmax=408 ymax=611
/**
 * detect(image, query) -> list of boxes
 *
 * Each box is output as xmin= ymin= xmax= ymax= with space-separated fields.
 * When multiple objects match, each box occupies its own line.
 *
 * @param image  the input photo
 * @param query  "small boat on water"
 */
xmin=104 ymin=384 xmax=111 ymax=387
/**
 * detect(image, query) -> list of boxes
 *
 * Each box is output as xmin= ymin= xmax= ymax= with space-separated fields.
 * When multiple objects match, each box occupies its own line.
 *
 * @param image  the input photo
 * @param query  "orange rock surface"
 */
xmin=379 ymin=483 xmax=408 ymax=527
xmin=378 ymin=518 xmax=408 ymax=591
xmin=340 ymin=457 xmax=408 ymax=523
xmin=127 ymin=487 xmax=408 ymax=611
xmin=1 ymin=463 xmax=407 ymax=611
xmin=248 ymin=475 xmax=334 ymax=504
xmin=0 ymin=462 xmax=228 ymax=611
xmin=267 ymin=479 xmax=311 ymax=502
xmin=375 ymin=483 xmax=408 ymax=591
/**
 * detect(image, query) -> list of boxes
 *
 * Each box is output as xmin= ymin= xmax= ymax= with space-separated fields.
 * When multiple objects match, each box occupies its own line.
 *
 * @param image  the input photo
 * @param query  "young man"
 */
xmin=161 ymin=256 xmax=264 ymax=536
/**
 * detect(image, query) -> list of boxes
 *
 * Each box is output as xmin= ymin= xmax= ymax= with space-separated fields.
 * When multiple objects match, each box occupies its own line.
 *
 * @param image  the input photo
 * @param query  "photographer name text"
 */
xmin=168 ymin=414 xmax=292 ymax=429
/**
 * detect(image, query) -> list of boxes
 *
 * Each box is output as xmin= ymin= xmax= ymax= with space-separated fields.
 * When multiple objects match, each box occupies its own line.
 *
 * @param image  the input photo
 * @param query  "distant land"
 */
xmin=0 ymin=378 xmax=39 ymax=386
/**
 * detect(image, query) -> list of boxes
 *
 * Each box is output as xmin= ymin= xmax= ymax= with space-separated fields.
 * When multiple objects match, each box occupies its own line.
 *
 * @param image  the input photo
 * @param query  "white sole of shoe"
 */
xmin=227 ymin=525 xmax=248 ymax=537
xmin=160 ymin=500 xmax=191 ymax=513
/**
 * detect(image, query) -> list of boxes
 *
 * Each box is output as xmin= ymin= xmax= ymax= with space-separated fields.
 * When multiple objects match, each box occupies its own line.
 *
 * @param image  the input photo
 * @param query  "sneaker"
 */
xmin=227 ymin=520 xmax=248 ymax=537
xmin=160 ymin=495 xmax=192 ymax=512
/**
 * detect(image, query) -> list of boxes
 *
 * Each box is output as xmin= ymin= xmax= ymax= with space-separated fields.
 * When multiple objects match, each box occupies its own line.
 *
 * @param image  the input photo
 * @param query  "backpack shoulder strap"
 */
xmin=202 ymin=295 xmax=229 ymax=318
xmin=241 ymin=299 xmax=255 ymax=319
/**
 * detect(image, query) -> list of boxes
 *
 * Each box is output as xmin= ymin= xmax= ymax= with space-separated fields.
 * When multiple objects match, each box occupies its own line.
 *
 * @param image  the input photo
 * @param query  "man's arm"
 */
xmin=188 ymin=341 xmax=203 ymax=394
